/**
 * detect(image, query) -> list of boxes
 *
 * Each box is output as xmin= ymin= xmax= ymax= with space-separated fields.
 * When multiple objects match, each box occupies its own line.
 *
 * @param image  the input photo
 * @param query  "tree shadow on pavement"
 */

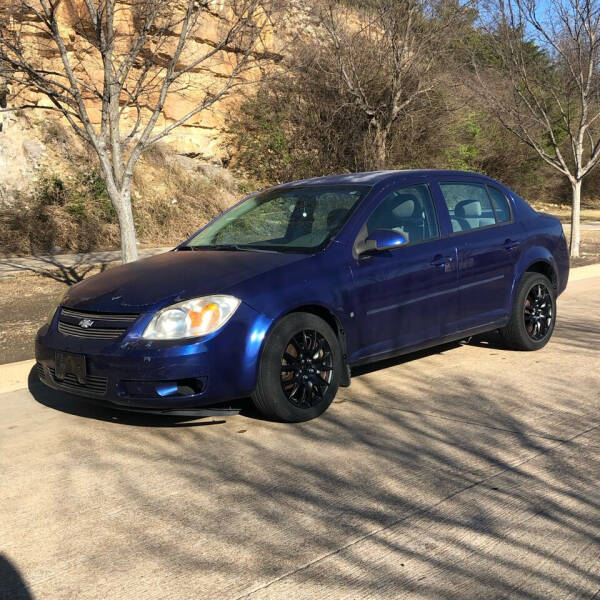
xmin=0 ymin=255 xmax=107 ymax=286
xmin=52 ymin=367 xmax=598 ymax=599
xmin=12 ymin=300 xmax=600 ymax=599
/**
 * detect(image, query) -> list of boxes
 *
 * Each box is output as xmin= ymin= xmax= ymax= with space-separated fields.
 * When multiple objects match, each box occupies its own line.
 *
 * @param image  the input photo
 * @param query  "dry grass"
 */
xmin=0 ymin=135 xmax=240 ymax=256
xmin=531 ymin=201 xmax=600 ymax=223
xmin=132 ymin=144 xmax=237 ymax=246
xmin=0 ymin=169 xmax=120 ymax=256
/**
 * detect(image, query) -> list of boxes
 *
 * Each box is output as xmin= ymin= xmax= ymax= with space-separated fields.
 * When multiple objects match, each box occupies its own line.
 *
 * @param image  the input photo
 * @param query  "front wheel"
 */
xmin=251 ymin=312 xmax=342 ymax=422
xmin=500 ymin=272 xmax=556 ymax=351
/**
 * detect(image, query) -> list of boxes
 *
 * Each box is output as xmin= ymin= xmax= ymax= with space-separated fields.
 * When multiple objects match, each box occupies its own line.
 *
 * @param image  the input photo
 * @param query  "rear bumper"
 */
xmin=35 ymin=302 xmax=272 ymax=409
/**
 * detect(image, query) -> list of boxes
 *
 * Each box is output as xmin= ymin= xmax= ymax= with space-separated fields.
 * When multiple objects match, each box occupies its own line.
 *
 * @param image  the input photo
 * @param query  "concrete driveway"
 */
xmin=1 ymin=276 xmax=599 ymax=600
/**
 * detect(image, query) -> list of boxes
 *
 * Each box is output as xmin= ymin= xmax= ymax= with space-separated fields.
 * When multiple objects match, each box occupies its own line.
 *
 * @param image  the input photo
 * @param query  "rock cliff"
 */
xmin=0 ymin=0 xmax=314 ymax=161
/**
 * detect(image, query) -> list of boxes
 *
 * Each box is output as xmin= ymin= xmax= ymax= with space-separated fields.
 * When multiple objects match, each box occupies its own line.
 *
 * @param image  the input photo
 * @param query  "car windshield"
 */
xmin=184 ymin=185 xmax=370 ymax=253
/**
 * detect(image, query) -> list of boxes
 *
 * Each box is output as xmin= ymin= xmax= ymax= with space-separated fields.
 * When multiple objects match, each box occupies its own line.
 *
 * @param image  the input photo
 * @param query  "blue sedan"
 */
xmin=36 ymin=170 xmax=569 ymax=422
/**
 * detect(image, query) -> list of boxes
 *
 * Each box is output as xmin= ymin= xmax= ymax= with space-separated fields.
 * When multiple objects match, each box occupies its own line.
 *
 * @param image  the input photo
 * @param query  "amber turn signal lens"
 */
xmin=188 ymin=303 xmax=220 ymax=334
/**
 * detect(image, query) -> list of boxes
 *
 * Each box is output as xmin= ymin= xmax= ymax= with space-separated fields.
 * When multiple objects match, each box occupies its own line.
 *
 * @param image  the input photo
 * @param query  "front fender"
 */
xmin=250 ymin=297 xmax=350 ymax=365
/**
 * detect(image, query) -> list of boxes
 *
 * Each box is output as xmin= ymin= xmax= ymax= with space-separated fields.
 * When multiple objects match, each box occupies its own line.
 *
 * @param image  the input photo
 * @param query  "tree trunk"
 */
xmin=372 ymin=124 xmax=389 ymax=170
xmin=110 ymin=185 xmax=139 ymax=263
xmin=569 ymin=179 xmax=581 ymax=259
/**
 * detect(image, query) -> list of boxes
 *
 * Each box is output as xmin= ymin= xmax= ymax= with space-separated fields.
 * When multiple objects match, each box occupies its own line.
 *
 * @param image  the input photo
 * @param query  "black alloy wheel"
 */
xmin=280 ymin=329 xmax=334 ymax=408
xmin=499 ymin=272 xmax=556 ymax=351
xmin=251 ymin=312 xmax=341 ymax=422
xmin=523 ymin=283 xmax=553 ymax=341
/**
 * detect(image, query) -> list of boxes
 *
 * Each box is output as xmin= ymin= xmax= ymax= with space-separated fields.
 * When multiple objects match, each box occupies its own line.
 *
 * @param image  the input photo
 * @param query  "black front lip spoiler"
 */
xmin=78 ymin=395 xmax=241 ymax=417
xmin=100 ymin=404 xmax=241 ymax=417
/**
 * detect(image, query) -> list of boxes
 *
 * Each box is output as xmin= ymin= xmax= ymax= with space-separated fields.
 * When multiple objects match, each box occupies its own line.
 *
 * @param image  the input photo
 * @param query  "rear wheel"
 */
xmin=500 ymin=272 xmax=556 ymax=351
xmin=251 ymin=312 xmax=341 ymax=422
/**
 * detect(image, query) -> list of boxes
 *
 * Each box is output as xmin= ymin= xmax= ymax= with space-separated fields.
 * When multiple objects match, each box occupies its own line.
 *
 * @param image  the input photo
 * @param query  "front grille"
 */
xmin=48 ymin=367 xmax=108 ymax=397
xmin=60 ymin=308 xmax=139 ymax=323
xmin=37 ymin=362 xmax=47 ymax=379
xmin=58 ymin=321 xmax=126 ymax=339
xmin=58 ymin=308 xmax=140 ymax=340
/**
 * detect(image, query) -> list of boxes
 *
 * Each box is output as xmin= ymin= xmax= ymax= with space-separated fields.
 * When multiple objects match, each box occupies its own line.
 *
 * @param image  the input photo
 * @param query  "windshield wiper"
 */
xmin=178 ymin=244 xmax=244 ymax=251
xmin=180 ymin=244 xmax=280 ymax=253
xmin=212 ymin=244 xmax=250 ymax=252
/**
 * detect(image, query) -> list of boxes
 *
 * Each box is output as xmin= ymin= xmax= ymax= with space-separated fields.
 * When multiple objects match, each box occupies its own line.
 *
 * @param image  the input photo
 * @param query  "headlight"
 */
xmin=142 ymin=295 xmax=241 ymax=340
xmin=46 ymin=291 xmax=68 ymax=324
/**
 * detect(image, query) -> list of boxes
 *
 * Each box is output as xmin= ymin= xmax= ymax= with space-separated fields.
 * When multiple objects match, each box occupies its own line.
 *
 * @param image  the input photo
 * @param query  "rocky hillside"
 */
xmin=0 ymin=1 xmax=317 ymax=159
xmin=0 ymin=1 xmax=323 ymax=254
xmin=0 ymin=1 xmax=320 ymax=202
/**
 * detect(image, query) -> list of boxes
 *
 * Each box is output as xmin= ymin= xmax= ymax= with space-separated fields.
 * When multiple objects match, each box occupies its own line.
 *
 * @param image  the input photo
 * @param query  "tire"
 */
xmin=251 ymin=312 xmax=342 ymax=422
xmin=500 ymin=272 xmax=556 ymax=351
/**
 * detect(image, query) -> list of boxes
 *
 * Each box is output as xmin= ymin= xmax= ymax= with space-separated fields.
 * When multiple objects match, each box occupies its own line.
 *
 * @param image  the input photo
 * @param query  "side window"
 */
xmin=487 ymin=186 xmax=512 ymax=223
xmin=311 ymin=191 xmax=360 ymax=235
xmin=439 ymin=183 xmax=497 ymax=233
xmin=365 ymin=184 xmax=439 ymax=245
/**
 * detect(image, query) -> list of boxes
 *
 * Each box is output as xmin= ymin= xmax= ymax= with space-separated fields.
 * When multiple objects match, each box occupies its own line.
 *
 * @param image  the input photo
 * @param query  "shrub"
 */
xmin=228 ymin=32 xmax=585 ymax=207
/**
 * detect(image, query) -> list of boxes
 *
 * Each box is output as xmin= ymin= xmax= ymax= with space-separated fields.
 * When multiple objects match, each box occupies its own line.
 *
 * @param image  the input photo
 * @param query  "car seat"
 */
xmin=453 ymin=200 xmax=495 ymax=231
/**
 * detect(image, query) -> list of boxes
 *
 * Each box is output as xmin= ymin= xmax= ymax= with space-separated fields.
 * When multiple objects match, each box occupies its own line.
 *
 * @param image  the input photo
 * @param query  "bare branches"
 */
xmin=0 ymin=0 xmax=276 ymax=262
xmin=476 ymin=0 xmax=600 ymax=177
xmin=473 ymin=0 xmax=600 ymax=256
xmin=316 ymin=0 xmax=470 ymax=168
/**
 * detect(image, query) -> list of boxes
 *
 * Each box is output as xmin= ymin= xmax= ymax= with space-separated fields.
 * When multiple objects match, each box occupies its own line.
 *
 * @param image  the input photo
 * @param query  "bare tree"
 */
xmin=315 ymin=0 xmax=469 ymax=170
xmin=474 ymin=0 xmax=600 ymax=258
xmin=0 ymin=0 xmax=275 ymax=262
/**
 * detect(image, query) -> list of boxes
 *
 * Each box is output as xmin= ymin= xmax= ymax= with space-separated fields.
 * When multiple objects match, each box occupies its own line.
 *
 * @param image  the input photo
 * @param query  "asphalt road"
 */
xmin=1 ymin=277 xmax=599 ymax=600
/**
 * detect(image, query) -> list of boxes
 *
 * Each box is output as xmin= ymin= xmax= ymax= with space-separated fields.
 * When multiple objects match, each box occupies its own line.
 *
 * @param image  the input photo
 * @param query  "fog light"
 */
xmin=155 ymin=379 xmax=206 ymax=397
xmin=156 ymin=383 xmax=179 ymax=397
xmin=122 ymin=378 xmax=206 ymax=398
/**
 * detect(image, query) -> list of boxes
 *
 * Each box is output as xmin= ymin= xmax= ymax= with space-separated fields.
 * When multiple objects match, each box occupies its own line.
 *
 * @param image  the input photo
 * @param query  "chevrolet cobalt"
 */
xmin=36 ymin=170 xmax=569 ymax=421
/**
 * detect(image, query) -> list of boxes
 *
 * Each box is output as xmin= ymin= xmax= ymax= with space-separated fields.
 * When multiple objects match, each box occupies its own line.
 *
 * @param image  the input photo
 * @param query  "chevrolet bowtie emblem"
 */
xmin=78 ymin=318 xmax=94 ymax=328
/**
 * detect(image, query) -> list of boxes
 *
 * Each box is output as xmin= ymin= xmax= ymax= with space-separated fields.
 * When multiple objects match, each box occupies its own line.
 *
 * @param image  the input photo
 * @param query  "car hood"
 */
xmin=63 ymin=250 xmax=307 ymax=313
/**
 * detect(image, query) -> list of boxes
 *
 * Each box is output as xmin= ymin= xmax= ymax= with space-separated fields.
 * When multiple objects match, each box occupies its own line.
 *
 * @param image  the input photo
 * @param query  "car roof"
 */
xmin=274 ymin=169 xmax=500 ymax=189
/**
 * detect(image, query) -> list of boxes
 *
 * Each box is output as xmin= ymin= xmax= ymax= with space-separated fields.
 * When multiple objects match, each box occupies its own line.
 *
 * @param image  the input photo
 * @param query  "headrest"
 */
xmin=455 ymin=200 xmax=482 ymax=217
xmin=392 ymin=194 xmax=418 ymax=218
xmin=326 ymin=208 xmax=349 ymax=229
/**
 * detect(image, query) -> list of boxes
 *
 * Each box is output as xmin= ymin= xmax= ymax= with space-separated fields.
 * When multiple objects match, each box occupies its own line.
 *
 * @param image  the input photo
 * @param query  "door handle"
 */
xmin=431 ymin=255 xmax=454 ymax=268
xmin=504 ymin=239 xmax=520 ymax=251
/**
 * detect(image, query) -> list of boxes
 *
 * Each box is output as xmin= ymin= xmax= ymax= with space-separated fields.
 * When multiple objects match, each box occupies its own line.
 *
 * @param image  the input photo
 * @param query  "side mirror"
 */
xmin=359 ymin=229 xmax=408 ymax=254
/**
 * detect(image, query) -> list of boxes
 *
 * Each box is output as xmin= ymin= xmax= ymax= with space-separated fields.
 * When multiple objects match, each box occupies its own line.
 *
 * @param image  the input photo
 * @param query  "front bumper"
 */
xmin=35 ymin=302 xmax=272 ymax=409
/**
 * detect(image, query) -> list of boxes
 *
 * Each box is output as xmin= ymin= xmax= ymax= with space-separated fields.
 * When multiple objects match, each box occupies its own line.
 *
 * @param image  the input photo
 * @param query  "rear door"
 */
xmin=348 ymin=182 xmax=458 ymax=363
xmin=435 ymin=180 xmax=524 ymax=330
